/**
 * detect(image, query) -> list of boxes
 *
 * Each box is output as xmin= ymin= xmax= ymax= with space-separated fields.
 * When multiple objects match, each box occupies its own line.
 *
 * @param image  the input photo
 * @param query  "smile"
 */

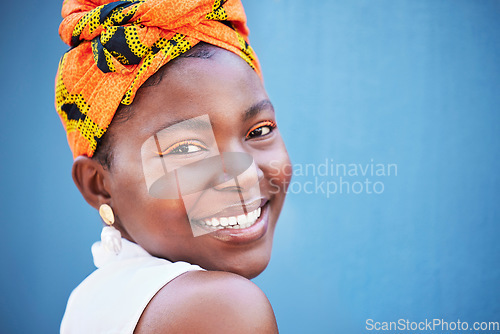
xmin=197 ymin=207 xmax=262 ymax=230
xmin=189 ymin=199 xmax=270 ymax=244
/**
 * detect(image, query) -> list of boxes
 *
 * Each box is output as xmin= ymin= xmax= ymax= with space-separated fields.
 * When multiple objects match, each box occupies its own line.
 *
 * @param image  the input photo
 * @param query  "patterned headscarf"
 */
xmin=55 ymin=0 xmax=261 ymax=158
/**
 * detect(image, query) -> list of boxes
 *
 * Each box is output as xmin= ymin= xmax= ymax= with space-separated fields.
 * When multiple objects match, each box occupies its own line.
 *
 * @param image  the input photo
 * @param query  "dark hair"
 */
xmin=92 ymin=42 xmax=217 ymax=170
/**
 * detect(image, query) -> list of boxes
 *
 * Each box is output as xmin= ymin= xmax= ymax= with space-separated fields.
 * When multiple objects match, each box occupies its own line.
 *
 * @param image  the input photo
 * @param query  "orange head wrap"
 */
xmin=55 ymin=0 xmax=261 ymax=158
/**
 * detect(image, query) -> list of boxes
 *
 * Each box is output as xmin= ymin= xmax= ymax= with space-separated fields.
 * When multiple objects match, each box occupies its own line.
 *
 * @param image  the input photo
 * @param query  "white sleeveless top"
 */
xmin=60 ymin=238 xmax=203 ymax=334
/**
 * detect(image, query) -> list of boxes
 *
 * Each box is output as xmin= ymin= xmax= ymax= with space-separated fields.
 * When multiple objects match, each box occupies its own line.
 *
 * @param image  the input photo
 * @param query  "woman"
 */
xmin=56 ymin=0 xmax=291 ymax=332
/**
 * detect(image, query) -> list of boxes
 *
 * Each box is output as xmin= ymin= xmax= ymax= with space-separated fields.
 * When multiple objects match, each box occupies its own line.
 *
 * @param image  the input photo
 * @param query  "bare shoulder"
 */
xmin=134 ymin=270 xmax=279 ymax=334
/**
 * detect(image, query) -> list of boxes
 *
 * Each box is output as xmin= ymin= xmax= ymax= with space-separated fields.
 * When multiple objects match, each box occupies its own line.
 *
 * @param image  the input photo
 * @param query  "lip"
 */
xmin=202 ymin=199 xmax=270 ymax=244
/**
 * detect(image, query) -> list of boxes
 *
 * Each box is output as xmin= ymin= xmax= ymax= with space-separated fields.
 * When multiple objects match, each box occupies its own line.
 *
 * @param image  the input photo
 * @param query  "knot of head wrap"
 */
xmin=55 ymin=0 xmax=261 ymax=158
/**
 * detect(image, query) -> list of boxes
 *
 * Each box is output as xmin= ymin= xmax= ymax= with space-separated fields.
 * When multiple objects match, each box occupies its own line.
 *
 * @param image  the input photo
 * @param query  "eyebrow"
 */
xmin=150 ymin=99 xmax=274 ymax=135
xmin=152 ymin=116 xmax=212 ymax=135
xmin=243 ymin=99 xmax=274 ymax=122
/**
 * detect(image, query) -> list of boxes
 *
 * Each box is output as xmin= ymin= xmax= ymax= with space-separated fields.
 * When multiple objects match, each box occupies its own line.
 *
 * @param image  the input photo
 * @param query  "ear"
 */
xmin=72 ymin=156 xmax=112 ymax=210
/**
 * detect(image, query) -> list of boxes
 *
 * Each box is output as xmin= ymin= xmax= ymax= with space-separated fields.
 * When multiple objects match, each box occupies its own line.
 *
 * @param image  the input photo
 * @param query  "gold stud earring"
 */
xmin=99 ymin=204 xmax=122 ymax=255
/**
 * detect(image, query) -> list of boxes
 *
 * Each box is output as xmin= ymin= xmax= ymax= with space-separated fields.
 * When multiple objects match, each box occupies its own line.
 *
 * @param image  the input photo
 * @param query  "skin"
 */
xmin=72 ymin=45 xmax=291 ymax=333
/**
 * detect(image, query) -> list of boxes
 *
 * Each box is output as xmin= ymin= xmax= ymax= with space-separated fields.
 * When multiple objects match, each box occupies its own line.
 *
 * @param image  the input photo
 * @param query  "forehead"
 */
xmin=118 ymin=46 xmax=266 ymax=134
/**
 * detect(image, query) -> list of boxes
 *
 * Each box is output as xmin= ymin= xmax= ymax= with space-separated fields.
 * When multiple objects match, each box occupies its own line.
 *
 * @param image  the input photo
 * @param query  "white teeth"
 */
xmin=199 ymin=206 xmax=263 ymax=229
xmin=237 ymin=214 xmax=247 ymax=225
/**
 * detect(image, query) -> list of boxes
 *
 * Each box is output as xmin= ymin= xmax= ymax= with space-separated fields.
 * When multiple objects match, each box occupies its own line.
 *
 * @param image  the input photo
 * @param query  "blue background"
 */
xmin=1 ymin=1 xmax=498 ymax=333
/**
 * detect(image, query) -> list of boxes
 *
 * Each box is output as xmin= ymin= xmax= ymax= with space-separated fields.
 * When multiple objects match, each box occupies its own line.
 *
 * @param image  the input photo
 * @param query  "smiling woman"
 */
xmin=56 ymin=0 xmax=290 ymax=333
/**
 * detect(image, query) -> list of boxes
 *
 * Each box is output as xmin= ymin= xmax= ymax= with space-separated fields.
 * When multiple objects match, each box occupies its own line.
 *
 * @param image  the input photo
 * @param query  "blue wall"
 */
xmin=1 ymin=1 xmax=498 ymax=333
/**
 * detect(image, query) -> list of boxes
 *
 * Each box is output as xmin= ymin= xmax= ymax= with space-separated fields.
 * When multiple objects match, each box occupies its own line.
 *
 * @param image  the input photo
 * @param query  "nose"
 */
xmin=213 ymin=151 xmax=262 ymax=192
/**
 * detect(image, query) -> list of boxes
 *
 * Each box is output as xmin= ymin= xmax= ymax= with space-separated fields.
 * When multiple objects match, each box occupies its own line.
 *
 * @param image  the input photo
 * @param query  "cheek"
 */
xmin=257 ymin=140 xmax=292 ymax=195
xmin=111 ymin=162 xmax=150 ymax=207
xmin=110 ymin=164 xmax=191 ymax=237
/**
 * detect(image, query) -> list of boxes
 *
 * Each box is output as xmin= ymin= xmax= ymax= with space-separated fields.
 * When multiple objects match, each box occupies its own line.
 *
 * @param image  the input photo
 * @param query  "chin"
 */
xmin=222 ymin=259 xmax=270 ymax=280
xmin=223 ymin=245 xmax=274 ymax=279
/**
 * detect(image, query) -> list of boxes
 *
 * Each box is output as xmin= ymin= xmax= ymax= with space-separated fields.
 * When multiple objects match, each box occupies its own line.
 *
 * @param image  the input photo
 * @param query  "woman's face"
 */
xmin=105 ymin=47 xmax=291 ymax=279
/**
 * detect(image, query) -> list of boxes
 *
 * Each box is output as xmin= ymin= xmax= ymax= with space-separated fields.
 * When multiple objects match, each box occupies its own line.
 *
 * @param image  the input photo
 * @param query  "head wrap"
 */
xmin=55 ymin=0 xmax=261 ymax=158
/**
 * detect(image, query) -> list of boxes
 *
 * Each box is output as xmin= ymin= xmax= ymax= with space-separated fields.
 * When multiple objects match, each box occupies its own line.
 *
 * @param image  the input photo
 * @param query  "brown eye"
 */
xmin=246 ymin=120 xmax=277 ymax=139
xmin=159 ymin=140 xmax=207 ymax=156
